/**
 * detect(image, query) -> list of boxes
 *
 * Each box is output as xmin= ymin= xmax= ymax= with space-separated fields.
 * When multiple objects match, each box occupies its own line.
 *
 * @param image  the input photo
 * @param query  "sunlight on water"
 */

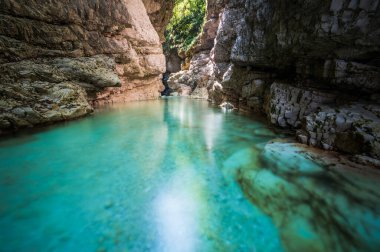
xmin=155 ymin=170 xmax=200 ymax=252
xmin=0 ymin=98 xmax=379 ymax=252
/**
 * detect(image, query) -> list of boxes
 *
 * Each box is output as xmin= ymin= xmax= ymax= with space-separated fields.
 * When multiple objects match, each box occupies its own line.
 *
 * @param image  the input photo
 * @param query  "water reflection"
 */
xmin=203 ymin=113 xmax=223 ymax=152
xmin=155 ymin=171 xmax=200 ymax=252
xmin=0 ymin=98 xmax=379 ymax=252
xmin=155 ymin=99 xmax=205 ymax=252
xmin=157 ymin=98 xmax=283 ymax=251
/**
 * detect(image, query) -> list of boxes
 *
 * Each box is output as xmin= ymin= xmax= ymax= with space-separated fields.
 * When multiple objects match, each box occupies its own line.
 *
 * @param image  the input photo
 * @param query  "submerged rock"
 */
xmin=238 ymin=141 xmax=380 ymax=252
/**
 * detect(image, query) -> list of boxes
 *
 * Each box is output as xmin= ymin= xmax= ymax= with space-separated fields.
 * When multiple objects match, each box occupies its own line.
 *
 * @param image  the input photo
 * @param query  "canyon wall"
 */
xmin=142 ymin=0 xmax=174 ymax=43
xmin=168 ymin=0 xmax=224 ymax=98
xmin=0 ymin=0 xmax=171 ymax=133
xmin=170 ymin=0 xmax=380 ymax=161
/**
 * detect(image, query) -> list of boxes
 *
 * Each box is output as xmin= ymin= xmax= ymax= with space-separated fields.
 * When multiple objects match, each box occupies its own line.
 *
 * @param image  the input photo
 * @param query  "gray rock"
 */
xmin=264 ymin=82 xmax=336 ymax=128
xmin=220 ymin=102 xmax=236 ymax=110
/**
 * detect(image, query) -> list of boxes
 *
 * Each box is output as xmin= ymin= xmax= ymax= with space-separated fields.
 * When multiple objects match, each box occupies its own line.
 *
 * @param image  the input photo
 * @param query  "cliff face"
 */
xmin=168 ymin=0 xmax=224 ymax=98
xmin=171 ymin=0 xmax=380 ymax=161
xmin=0 ymin=0 xmax=171 ymax=133
xmin=142 ymin=0 xmax=174 ymax=43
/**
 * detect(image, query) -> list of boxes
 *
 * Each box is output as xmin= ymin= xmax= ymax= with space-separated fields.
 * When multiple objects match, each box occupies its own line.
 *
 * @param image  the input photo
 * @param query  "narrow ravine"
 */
xmin=0 ymin=1 xmax=380 ymax=251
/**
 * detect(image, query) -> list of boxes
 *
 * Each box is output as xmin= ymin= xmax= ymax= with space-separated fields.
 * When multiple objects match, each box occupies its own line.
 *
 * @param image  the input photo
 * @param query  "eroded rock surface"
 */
xmin=297 ymin=103 xmax=380 ymax=157
xmin=173 ymin=0 xmax=380 ymax=159
xmin=142 ymin=0 xmax=174 ymax=43
xmin=167 ymin=0 xmax=225 ymax=99
xmin=0 ymin=0 xmax=171 ymax=133
xmin=264 ymin=83 xmax=337 ymax=128
xmin=168 ymin=51 xmax=213 ymax=98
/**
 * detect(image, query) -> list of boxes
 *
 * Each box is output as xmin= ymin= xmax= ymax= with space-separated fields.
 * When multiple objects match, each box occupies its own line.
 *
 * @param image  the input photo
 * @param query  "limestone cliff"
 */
xmin=0 ymin=0 xmax=171 ymax=133
xmin=169 ymin=0 xmax=380 ymax=160
xmin=168 ymin=0 xmax=224 ymax=98
xmin=142 ymin=0 xmax=174 ymax=43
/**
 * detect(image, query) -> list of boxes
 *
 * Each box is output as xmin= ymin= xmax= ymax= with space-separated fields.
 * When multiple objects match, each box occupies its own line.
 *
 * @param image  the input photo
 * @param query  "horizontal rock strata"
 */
xmin=0 ymin=0 xmax=171 ymax=134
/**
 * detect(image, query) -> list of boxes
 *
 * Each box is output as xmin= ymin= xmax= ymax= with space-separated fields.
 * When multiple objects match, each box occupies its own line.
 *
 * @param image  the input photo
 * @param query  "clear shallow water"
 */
xmin=0 ymin=98 xmax=379 ymax=252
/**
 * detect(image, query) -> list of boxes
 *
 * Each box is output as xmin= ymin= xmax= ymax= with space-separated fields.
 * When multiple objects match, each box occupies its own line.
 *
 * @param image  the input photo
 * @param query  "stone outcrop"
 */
xmin=167 ymin=0 xmax=225 ymax=99
xmin=297 ymin=103 xmax=380 ymax=157
xmin=0 ymin=0 xmax=172 ymax=134
xmin=264 ymin=82 xmax=337 ymax=128
xmin=168 ymin=51 xmax=213 ymax=98
xmin=172 ymin=0 xmax=380 ymax=159
xmin=165 ymin=49 xmax=182 ymax=74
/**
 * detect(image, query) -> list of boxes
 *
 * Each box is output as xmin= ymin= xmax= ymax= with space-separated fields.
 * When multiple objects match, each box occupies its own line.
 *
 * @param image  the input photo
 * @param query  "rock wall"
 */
xmin=0 ymin=0 xmax=171 ymax=133
xmin=172 ymin=0 xmax=380 ymax=159
xmin=142 ymin=0 xmax=174 ymax=43
xmin=168 ymin=0 xmax=225 ymax=99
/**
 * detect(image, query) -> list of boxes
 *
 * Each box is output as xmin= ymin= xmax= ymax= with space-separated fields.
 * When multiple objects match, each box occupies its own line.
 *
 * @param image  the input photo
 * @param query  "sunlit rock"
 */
xmin=219 ymin=102 xmax=236 ymax=111
xmin=0 ymin=0 xmax=169 ymax=133
xmin=168 ymin=52 xmax=214 ymax=99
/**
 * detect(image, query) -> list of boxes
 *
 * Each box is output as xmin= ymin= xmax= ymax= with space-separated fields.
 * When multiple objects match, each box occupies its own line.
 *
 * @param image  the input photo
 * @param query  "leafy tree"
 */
xmin=164 ymin=0 xmax=206 ymax=54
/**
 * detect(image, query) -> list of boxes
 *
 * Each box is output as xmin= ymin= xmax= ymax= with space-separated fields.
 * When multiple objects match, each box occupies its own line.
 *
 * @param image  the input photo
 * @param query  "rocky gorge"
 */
xmin=0 ymin=0 xmax=172 ymax=133
xmin=168 ymin=0 xmax=380 ymax=163
xmin=1 ymin=1 xmax=380 ymax=251
xmin=0 ymin=0 xmax=379 ymax=160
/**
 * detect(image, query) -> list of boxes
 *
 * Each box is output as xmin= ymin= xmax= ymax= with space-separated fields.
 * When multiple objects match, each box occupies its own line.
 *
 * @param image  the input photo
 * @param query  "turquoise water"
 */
xmin=0 ymin=98 xmax=379 ymax=252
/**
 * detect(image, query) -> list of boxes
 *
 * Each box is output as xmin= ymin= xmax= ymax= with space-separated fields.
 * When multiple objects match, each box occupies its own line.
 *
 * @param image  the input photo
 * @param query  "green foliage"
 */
xmin=164 ymin=0 xmax=206 ymax=54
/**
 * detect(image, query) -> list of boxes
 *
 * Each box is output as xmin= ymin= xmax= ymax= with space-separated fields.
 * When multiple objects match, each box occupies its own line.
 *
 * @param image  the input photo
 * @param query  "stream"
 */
xmin=0 ymin=98 xmax=379 ymax=252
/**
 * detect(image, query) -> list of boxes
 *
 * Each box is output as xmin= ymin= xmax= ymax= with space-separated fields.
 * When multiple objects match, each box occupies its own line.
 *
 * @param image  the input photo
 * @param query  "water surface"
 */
xmin=0 ymin=98 xmax=379 ymax=252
